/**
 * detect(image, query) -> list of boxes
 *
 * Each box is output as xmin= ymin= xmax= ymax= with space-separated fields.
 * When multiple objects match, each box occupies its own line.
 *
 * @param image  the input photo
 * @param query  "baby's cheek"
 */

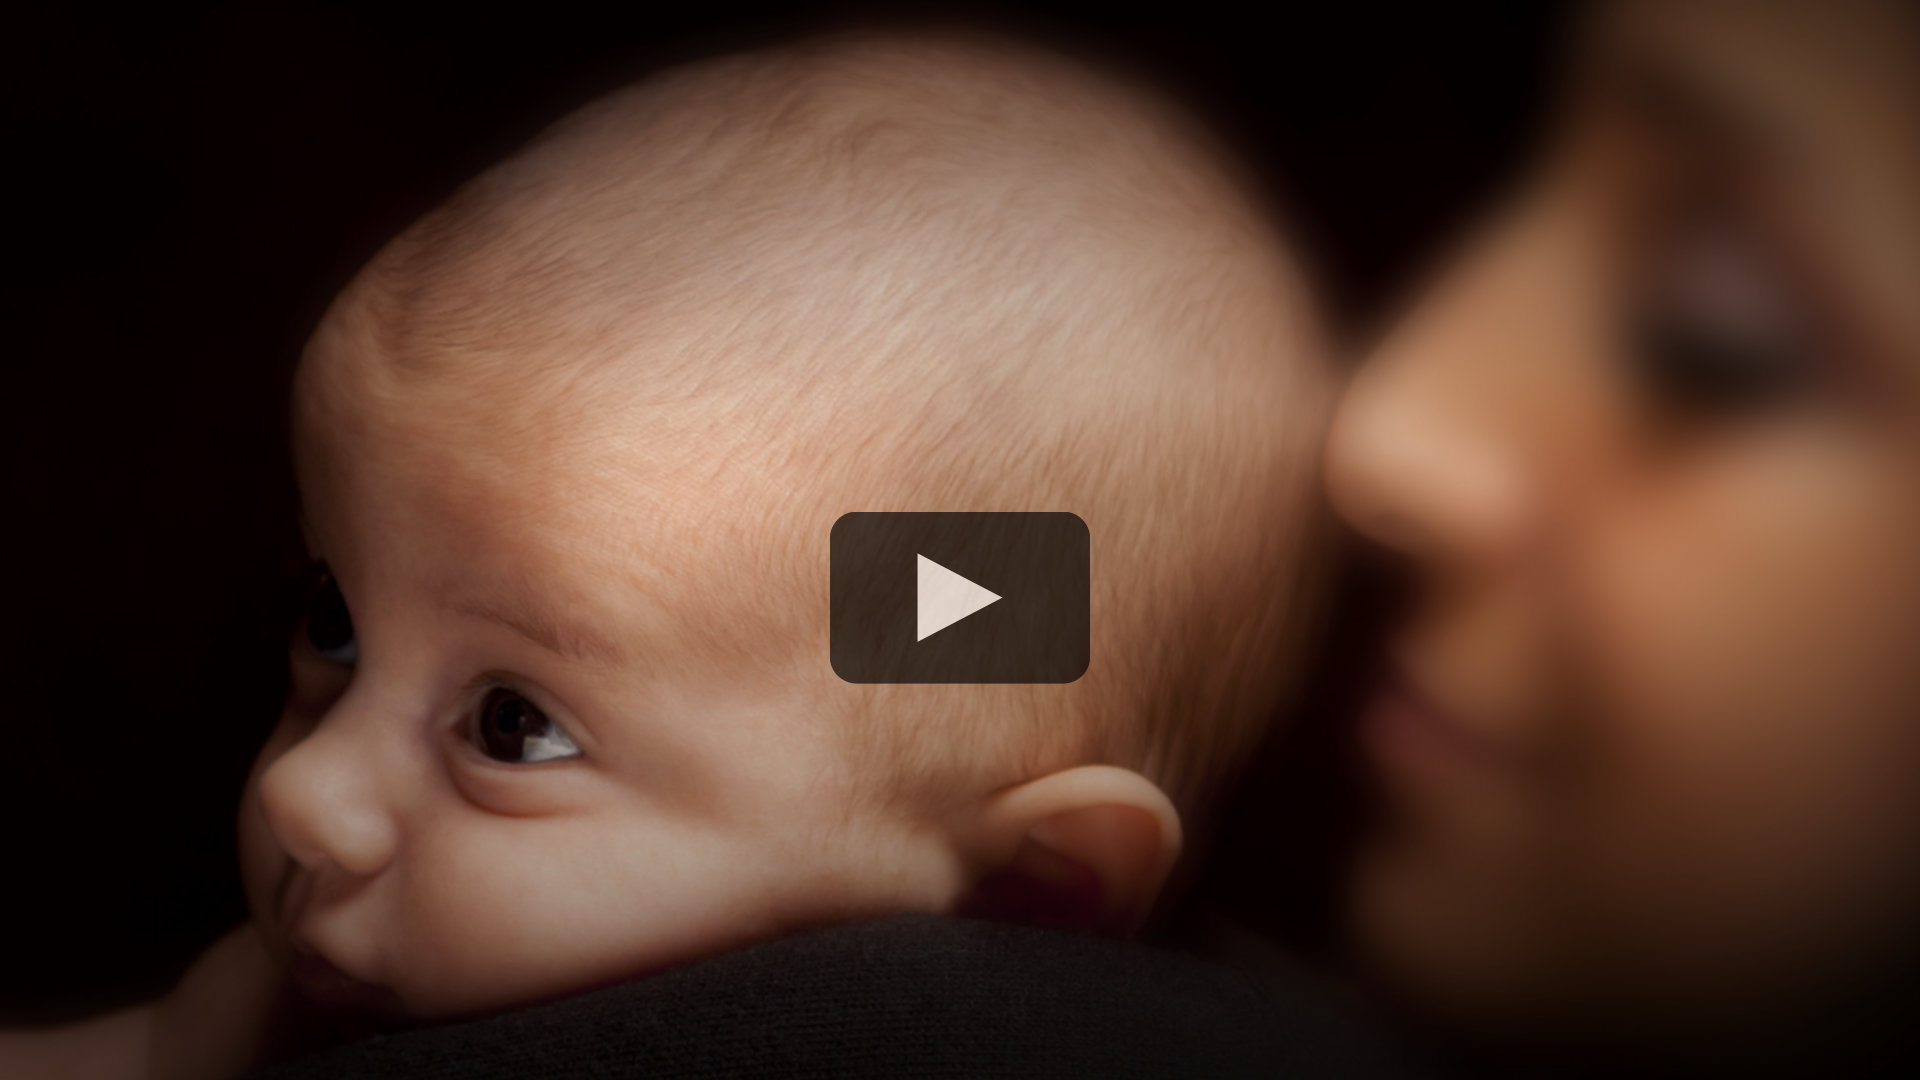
xmin=383 ymin=807 xmax=803 ymax=1017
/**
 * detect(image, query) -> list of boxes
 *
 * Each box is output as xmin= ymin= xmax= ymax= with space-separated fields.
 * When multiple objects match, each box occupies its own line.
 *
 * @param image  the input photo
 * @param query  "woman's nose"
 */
xmin=1325 ymin=353 xmax=1536 ymax=570
xmin=255 ymin=707 xmax=400 ymax=879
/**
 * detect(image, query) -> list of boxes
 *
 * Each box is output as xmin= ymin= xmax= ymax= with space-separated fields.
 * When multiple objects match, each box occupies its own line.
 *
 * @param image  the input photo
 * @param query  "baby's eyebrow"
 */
xmin=447 ymin=587 xmax=626 ymax=665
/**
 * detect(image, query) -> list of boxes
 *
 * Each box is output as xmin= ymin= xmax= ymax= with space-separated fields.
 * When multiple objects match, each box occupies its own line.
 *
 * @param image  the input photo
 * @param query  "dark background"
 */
xmin=4 ymin=1 xmax=1569 ymax=1020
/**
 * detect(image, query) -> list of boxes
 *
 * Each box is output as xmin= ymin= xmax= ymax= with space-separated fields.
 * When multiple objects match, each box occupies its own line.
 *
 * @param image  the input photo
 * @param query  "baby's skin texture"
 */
xmin=4 ymin=30 xmax=1330 ymax=1079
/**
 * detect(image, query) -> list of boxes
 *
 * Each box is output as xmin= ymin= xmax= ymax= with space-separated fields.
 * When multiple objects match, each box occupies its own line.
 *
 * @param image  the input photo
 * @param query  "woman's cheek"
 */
xmin=1587 ymin=424 xmax=1920 ymax=763
xmin=1571 ymin=425 xmax=1920 ymax=960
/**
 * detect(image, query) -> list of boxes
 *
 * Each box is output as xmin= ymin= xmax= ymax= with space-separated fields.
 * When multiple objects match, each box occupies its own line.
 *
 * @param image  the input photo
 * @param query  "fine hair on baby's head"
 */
xmin=250 ymin=28 xmax=1331 ymax=1019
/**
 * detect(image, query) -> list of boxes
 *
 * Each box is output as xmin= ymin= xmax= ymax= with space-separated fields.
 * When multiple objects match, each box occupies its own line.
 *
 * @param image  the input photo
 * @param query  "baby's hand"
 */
xmin=148 ymin=923 xmax=330 ymax=1080
xmin=1 ymin=924 xmax=322 ymax=1080
xmin=0 ymin=1007 xmax=150 ymax=1079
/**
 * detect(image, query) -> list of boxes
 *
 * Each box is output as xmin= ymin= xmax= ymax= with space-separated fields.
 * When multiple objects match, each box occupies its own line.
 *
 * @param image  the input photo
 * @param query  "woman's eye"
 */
xmin=304 ymin=566 xmax=358 ymax=665
xmin=1627 ymin=215 xmax=1820 ymax=415
xmin=471 ymin=686 xmax=580 ymax=764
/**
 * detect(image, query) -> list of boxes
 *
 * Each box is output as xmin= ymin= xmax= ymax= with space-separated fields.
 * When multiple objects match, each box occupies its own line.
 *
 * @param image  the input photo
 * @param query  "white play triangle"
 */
xmin=916 ymin=554 xmax=1002 ymax=641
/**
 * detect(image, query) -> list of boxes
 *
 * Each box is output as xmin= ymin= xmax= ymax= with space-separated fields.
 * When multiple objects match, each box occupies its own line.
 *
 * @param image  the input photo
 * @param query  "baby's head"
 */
xmin=239 ymin=31 xmax=1330 ymax=1019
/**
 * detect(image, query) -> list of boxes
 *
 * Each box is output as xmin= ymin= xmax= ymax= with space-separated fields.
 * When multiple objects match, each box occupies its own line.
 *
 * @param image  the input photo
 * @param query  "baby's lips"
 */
xmin=287 ymin=947 xmax=403 ymax=1015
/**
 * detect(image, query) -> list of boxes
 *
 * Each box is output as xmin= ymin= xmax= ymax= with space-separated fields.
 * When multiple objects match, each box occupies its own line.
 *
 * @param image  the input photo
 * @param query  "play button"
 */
xmin=831 ymin=512 xmax=1090 ymax=684
xmin=916 ymin=555 xmax=1001 ymax=641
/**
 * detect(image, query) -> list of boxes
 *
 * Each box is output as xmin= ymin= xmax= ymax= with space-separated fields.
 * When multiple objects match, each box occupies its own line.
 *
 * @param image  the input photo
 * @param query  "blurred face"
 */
xmin=237 ymin=319 xmax=956 ymax=1020
xmin=1326 ymin=0 xmax=1920 ymax=1031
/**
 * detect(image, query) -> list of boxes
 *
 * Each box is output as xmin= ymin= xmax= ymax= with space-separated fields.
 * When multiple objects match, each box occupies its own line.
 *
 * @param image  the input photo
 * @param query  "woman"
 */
xmin=1318 ymin=0 xmax=1920 ymax=1064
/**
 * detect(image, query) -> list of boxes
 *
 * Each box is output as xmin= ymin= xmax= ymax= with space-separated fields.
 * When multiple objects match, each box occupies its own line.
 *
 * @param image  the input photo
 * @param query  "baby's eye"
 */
xmin=1626 ymin=213 xmax=1821 ymax=416
xmin=304 ymin=566 xmax=358 ymax=665
xmin=471 ymin=686 xmax=580 ymax=764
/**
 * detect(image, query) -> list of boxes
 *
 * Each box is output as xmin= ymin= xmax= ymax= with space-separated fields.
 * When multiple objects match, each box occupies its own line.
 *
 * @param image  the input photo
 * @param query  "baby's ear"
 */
xmin=953 ymin=765 xmax=1181 ymax=936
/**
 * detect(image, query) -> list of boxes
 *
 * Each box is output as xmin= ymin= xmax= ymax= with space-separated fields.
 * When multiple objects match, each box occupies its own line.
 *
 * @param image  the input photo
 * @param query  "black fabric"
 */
xmin=249 ymin=915 xmax=1426 ymax=1079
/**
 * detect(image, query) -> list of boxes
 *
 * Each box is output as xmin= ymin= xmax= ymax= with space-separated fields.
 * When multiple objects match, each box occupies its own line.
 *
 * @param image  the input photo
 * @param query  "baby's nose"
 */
xmin=255 ymin=716 xmax=400 ymax=878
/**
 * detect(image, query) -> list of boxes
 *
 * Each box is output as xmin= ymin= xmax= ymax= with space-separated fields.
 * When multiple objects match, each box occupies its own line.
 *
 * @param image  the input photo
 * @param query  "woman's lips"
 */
xmin=1358 ymin=667 xmax=1502 ymax=785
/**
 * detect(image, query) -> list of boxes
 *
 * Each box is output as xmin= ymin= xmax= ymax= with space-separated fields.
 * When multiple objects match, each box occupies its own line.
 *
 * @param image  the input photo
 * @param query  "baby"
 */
xmin=8 ymin=29 xmax=1330 ymax=1078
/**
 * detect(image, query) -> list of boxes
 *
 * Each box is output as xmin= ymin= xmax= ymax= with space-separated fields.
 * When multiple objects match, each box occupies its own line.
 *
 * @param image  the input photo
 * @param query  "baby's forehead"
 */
xmin=294 ymin=323 xmax=839 ymax=683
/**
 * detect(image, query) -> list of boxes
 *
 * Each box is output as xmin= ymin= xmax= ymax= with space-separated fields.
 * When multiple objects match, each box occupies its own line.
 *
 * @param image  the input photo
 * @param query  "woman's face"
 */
xmin=1325 ymin=0 xmax=1920 ymax=1031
